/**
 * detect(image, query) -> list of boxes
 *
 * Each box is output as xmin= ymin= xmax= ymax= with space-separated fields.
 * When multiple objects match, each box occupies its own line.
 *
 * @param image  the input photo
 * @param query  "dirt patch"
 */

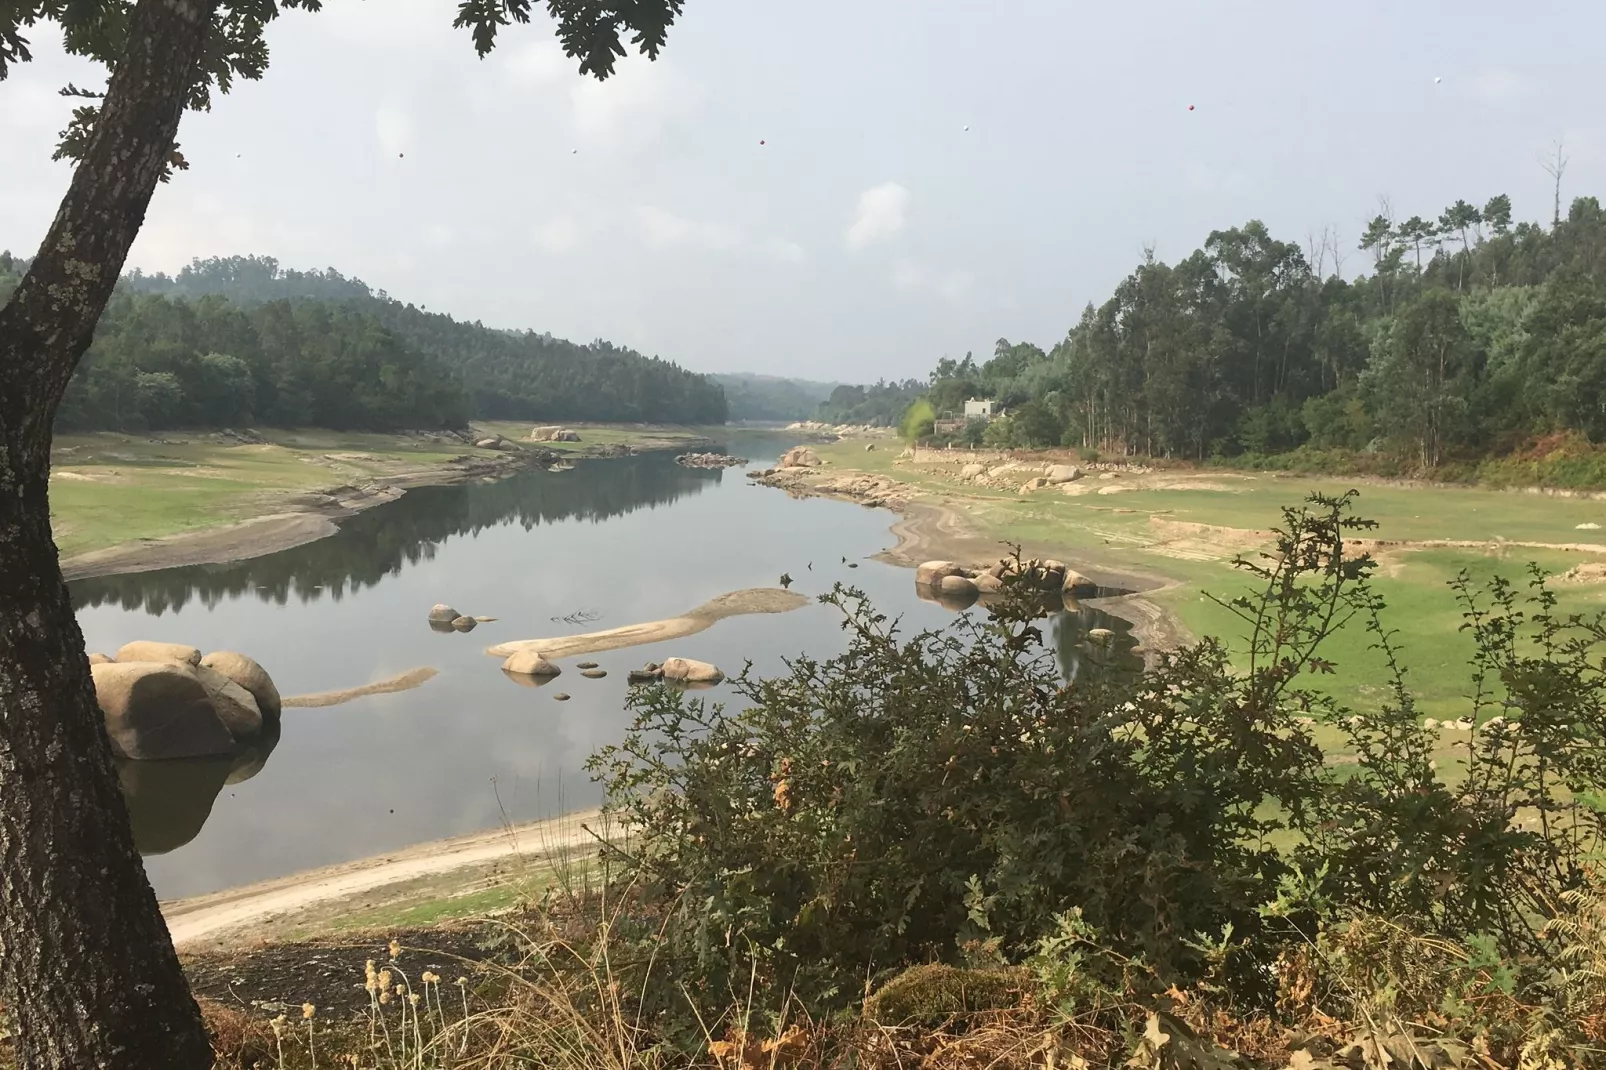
xmin=485 ymin=589 xmax=809 ymax=660
xmin=1147 ymin=517 xmax=1273 ymax=562
xmin=184 ymin=925 xmax=504 ymax=1022
xmin=282 ymin=667 xmax=441 ymax=709
xmin=1557 ymin=562 xmax=1606 ymax=585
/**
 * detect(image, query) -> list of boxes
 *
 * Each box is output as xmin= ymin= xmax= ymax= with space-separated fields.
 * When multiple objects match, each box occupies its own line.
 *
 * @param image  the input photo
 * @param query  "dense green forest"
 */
xmin=0 ymin=253 xmax=727 ymax=431
xmin=908 ymin=192 xmax=1606 ymax=471
xmin=814 ymin=379 xmax=926 ymax=426
xmin=713 ymin=372 xmax=839 ymax=422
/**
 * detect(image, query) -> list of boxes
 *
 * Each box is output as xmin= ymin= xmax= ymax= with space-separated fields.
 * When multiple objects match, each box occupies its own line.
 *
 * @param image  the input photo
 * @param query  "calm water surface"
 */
xmin=70 ymin=433 xmax=1138 ymax=899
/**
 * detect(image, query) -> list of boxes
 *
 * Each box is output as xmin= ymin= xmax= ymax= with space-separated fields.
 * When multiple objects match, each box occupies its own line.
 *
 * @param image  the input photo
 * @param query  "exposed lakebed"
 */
xmin=71 ymin=433 xmax=1140 ymax=900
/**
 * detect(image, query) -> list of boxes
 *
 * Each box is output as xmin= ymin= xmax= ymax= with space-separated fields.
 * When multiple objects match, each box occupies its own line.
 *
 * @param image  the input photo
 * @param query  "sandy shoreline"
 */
xmin=485 ymin=588 xmax=811 ymax=660
xmin=162 ymin=809 xmax=607 ymax=949
xmin=59 ymin=453 xmax=532 ymax=581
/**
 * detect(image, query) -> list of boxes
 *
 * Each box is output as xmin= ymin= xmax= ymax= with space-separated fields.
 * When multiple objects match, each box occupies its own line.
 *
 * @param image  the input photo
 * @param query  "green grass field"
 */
xmin=814 ymin=440 xmax=1606 ymax=724
xmin=47 ymin=425 xmax=717 ymax=558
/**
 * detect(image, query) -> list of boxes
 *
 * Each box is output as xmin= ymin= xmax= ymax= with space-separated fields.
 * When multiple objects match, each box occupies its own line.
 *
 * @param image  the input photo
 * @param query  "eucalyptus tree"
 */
xmin=0 ymin=2 xmax=682 ymax=1065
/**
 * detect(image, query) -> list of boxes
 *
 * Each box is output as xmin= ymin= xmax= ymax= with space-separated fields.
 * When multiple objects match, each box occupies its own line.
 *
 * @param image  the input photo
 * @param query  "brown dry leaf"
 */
xmin=1125 ymin=1012 xmax=1244 ymax=1070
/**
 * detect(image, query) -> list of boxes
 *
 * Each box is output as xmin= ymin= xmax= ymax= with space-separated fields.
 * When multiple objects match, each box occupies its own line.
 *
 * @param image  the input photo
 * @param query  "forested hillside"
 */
xmin=0 ymin=253 xmax=727 ymax=431
xmin=713 ymin=373 xmax=839 ymax=422
xmin=913 ymin=193 xmax=1606 ymax=472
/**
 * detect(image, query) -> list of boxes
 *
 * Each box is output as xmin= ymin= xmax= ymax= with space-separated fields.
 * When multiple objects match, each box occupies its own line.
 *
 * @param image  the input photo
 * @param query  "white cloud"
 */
xmin=532 ymin=215 xmax=583 ymax=253
xmin=504 ymin=39 xmax=570 ymax=87
xmin=891 ymin=257 xmax=970 ymax=302
xmin=1470 ymin=68 xmax=1532 ymax=102
xmin=571 ymin=55 xmax=699 ymax=151
xmin=632 ymin=207 xmax=804 ymax=267
xmin=846 ymin=182 xmax=910 ymax=251
xmin=636 ymin=206 xmax=743 ymax=251
xmin=764 ymin=238 xmax=806 ymax=264
xmin=374 ymin=105 xmax=415 ymax=158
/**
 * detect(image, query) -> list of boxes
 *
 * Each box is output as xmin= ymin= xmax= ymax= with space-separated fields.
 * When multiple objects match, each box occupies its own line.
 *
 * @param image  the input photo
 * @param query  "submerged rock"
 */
xmin=502 ymin=650 xmax=561 ymax=677
xmin=659 ymin=657 xmax=724 ymax=684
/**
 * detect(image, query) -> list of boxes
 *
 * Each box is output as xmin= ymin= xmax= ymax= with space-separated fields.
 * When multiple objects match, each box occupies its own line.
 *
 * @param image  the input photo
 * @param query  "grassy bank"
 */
xmin=48 ymin=424 xmax=716 ymax=561
xmin=804 ymin=438 xmax=1606 ymax=722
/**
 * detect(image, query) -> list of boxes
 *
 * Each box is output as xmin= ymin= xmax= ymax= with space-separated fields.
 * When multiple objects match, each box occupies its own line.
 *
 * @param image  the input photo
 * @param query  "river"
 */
xmin=69 ymin=432 xmax=1139 ymax=900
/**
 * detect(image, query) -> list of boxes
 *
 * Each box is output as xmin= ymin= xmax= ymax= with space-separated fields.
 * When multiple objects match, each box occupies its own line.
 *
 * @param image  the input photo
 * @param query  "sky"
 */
xmin=4 ymin=0 xmax=1606 ymax=384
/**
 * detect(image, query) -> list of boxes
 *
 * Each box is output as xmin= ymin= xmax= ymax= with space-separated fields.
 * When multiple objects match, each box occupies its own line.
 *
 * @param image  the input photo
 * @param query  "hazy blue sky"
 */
xmin=4 ymin=0 xmax=1603 ymax=382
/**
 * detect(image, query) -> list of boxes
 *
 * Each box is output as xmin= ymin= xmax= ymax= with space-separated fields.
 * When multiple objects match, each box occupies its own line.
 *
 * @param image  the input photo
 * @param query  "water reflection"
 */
xmin=118 ymin=724 xmax=280 ymax=854
xmin=70 ymin=453 xmax=723 ymax=615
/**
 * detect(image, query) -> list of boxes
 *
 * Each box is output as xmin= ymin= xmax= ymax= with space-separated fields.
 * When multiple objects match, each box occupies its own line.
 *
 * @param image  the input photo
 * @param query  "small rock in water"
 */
xmin=581 ymin=668 xmax=607 ymax=679
xmin=553 ymin=693 xmax=571 ymax=701
xmin=577 ymin=661 xmax=598 ymax=669
xmin=450 ymin=616 xmax=477 ymax=632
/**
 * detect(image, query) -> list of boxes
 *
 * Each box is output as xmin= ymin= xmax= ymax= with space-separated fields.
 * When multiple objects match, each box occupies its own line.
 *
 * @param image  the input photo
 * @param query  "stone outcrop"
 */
xmin=427 ymin=603 xmax=460 ymax=624
xmin=779 ymin=446 xmax=822 ymax=468
xmin=659 ymin=657 xmax=725 ymax=684
xmin=95 ymin=646 xmax=284 ymax=760
xmin=93 ymin=662 xmax=237 ymax=760
xmin=115 ymin=640 xmax=202 ymax=666
xmin=200 ymin=651 xmax=282 ymax=725
xmin=677 ymin=452 xmax=750 ymax=469
xmin=502 ymin=650 xmax=561 ymax=677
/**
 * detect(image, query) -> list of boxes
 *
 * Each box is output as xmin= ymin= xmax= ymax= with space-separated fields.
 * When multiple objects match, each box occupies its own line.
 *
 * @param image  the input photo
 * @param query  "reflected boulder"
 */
xmin=115 ymin=640 xmax=201 ymax=666
xmin=117 ymin=755 xmax=234 ymax=855
xmin=93 ymin=662 xmax=235 ymax=760
xmin=225 ymin=722 xmax=281 ymax=785
xmin=501 ymin=667 xmax=555 ymax=689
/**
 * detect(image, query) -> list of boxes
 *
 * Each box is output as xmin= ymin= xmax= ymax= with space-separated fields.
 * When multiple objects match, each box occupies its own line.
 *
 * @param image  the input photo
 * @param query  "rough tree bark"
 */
xmin=0 ymin=0 xmax=219 ymax=1065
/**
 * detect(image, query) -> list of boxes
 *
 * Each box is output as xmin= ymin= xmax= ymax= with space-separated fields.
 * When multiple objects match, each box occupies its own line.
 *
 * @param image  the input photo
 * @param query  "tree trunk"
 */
xmin=0 ymin=0 xmax=219 ymax=1065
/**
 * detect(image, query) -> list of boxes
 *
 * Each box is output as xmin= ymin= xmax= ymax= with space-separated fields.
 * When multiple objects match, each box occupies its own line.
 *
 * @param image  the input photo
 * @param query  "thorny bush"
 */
xmin=588 ymin=492 xmax=1606 ymax=1061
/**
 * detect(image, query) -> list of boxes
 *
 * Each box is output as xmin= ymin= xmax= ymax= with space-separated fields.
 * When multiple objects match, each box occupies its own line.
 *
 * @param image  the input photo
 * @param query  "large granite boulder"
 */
xmin=779 ymin=446 xmax=821 ymax=468
xmin=115 ymin=641 xmax=201 ymax=666
xmin=200 ymin=651 xmax=282 ymax=726
xmin=914 ymin=561 xmax=966 ymax=587
xmin=92 ymin=662 xmax=235 ymax=760
xmin=427 ymin=603 xmax=460 ymax=624
xmin=503 ymin=650 xmax=561 ymax=677
xmin=659 ymin=657 xmax=725 ymax=684
xmin=184 ymin=664 xmax=263 ymax=742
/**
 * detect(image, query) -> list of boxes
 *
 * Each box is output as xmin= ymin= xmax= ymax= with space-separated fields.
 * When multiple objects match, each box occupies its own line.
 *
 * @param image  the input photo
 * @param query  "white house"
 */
xmin=963 ymin=398 xmax=995 ymax=419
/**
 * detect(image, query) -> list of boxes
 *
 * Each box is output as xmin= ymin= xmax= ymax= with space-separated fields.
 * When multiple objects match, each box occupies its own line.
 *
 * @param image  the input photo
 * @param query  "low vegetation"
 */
xmin=125 ymin=494 xmax=1606 ymax=1069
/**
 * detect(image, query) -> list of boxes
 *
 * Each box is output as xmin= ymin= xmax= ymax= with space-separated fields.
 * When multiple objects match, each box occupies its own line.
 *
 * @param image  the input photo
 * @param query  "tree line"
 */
xmin=904 ymin=192 xmax=1606 ymax=467
xmin=0 ymin=252 xmax=729 ymax=433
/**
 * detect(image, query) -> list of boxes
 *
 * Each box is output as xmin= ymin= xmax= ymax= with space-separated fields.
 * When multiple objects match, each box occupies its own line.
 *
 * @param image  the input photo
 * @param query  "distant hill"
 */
xmin=114 ymin=255 xmax=728 ymax=426
xmin=713 ymin=373 xmax=841 ymax=422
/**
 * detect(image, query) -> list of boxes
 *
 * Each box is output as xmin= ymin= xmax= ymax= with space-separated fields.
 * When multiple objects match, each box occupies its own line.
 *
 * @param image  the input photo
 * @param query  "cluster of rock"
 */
xmin=778 ymin=446 xmax=822 ymax=468
xmin=625 ymin=658 xmax=725 ymax=686
xmin=948 ymin=461 xmax=1086 ymax=494
xmin=676 ymin=452 xmax=750 ymax=469
xmin=88 ymin=643 xmax=281 ymax=761
xmin=915 ymin=558 xmax=1099 ymax=602
xmin=474 ymin=434 xmax=517 ymax=451
xmin=499 ymin=652 xmax=726 ymax=688
xmin=529 ymin=426 xmax=583 ymax=443
xmin=784 ymin=421 xmax=895 ymax=438
xmin=428 ymin=603 xmax=493 ymax=633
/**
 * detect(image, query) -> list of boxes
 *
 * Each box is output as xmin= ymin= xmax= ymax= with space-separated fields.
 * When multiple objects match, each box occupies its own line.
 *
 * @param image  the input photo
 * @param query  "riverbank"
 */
xmin=162 ymin=809 xmax=607 ymax=950
xmin=52 ymin=424 xmax=719 ymax=579
xmin=750 ymin=438 xmax=1606 ymax=719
